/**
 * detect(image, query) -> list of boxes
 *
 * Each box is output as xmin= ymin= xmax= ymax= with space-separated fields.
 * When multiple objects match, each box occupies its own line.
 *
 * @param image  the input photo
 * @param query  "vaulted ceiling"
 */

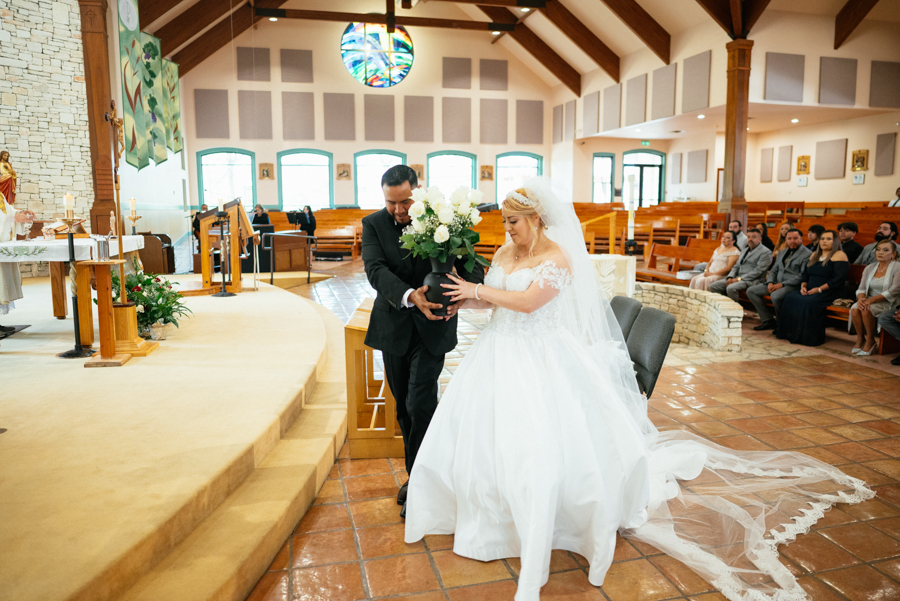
xmin=141 ymin=0 xmax=900 ymax=95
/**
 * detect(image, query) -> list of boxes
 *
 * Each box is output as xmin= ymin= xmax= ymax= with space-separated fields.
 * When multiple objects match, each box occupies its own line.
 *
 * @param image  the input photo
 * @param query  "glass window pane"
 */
xmin=623 ymin=152 xmax=662 ymax=165
xmin=200 ymin=152 xmax=253 ymax=211
xmin=279 ymin=153 xmax=330 ymax=211
xmin=496 ymin=155 xmax=540 ymax=204
xmin=642 ymin=167 xmax=660 ymax=206
xmin=592 ymin=156 xmax=613 ymax=204
xmin=355 ymin=153 xmax=403 ymax=208
xmin=340 ymin=22 xmax=414 ymax=88
xmin=427 ymin=154 xmax=474 ymax=195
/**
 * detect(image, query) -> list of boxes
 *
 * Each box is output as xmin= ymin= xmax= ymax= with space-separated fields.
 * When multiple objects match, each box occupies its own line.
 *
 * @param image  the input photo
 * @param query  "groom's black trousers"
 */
xmin=382 ymin=329 xmax=445 ymax=475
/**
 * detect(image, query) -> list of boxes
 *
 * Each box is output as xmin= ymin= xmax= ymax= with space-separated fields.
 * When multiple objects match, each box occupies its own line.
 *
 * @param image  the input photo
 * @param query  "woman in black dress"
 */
xmin=775 ymin=230 xmax=849 ymax=346
xmin=754 ymin=223 xmax=775 ymax=251
xmin=299 ymin=205 xmax=316 ymax=236
xmin=252 ymin=204 xmax=270 ymax=225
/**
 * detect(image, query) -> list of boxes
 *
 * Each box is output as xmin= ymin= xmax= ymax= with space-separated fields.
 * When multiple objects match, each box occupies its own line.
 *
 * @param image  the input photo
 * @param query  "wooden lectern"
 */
xmin=344 ymin=298 xmax=404 ymax=458
xmin=187 ymin=201 xmax=258 ymax=296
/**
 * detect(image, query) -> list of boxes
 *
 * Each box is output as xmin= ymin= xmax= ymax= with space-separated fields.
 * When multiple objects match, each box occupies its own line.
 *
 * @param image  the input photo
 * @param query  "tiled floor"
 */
xmin=244 ymin=258 xmax=900 ymax=600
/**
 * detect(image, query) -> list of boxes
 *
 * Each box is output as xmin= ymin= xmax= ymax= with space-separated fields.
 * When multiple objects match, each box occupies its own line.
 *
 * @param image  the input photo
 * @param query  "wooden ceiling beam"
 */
xmin=478 ymin=5 xmax=581 ymax=96
xmin=541 ymin=1 xmax=619 ymax=80
xmin=596 ymin=0 xmax=670 ymax=64
xmin=728 ymin=0 xmax=742 ymax=38
xmin=156 ymin=0 xmax=237 ymax=57
xmin=693 ymin=0 xmax=735 ymax=37
xmin=834 ymin=0 xmax=880 ymax=49
xmin=256 ymin=8 xmax=516 ymax=32
xmin=139 ymin=0 xmax=184 ymax=30
xmin=742 ymin=0 xmax=772 ymax=35
xmin=431 ymin=0 xmax=547 ymax=5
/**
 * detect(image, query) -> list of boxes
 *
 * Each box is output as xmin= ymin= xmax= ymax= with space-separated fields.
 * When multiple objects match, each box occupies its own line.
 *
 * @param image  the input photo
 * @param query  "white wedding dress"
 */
xmin=404 ymin=178 xmax=874 ymax=601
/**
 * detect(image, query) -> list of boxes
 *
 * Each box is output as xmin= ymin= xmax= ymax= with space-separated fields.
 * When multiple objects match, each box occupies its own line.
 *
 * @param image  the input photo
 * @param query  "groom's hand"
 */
xmin=444 ymin=300 xmax=464 ymax=320
xmin=410 ymin=285 xmax=445 ymax=321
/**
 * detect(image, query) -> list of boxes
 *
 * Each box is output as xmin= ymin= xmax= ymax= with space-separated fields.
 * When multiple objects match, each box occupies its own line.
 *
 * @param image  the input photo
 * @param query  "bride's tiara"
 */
xmin=504 ymin=191 xmax=534 ymax=206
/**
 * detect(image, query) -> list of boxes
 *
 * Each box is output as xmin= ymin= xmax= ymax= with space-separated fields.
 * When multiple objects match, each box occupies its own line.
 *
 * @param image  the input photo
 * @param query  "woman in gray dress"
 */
xmin=850 ymin=239 xmax=900 ymax=356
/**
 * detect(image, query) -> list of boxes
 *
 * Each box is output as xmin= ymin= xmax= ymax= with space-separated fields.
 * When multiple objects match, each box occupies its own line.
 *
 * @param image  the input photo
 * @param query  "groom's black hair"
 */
xmin=381 ymin=164 xmax=418 ymax=189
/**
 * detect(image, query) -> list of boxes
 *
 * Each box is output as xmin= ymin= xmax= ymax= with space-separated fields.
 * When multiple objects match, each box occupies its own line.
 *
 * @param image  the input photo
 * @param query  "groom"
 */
xmin=362 ymin=165 xmax=484 ymax=517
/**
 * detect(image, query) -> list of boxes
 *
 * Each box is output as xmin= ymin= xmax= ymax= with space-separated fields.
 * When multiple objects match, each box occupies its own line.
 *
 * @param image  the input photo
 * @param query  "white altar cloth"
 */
xmin=0 ymin=236 xmax=144 ymax=263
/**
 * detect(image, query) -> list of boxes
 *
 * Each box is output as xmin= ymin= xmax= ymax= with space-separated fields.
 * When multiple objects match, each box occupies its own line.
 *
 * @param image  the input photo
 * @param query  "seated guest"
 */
xmin=806 ymin=224 xmax=825 ymax=251
xmin=775 ymin=230 xmax=849 ymax=346
xmin=710 ymin=229 xmax=771 ymax=301
xmin=877 ymin=303 xmax=900 ymax=365
xmin=728 ymin=220 xmax=747 ymax=251
xmin=689 ymin=231 xmax=740 ymax=291
xmin=855 ymin=221 xmax=900 ymax=265
xmin=192 ymin=203 xmax=208 ymax=251
xmin=747 ymin=229 xmax=811 ymax=331
xmin=754 ymin=223 xmax=775 ymax=251
xmin=252 ymin=204 xmax=270 ymax=225
xmin=889 ymin=186 xmax=900 ymax=208
xmin=772 ymin=222 xmax=791 ymax=257
xmin=838 ymin=222 xmax=863 ymax=263
xmin=298 ymin=205 xmax=316 ymax=236
xmin=850 ymin=240 xmax=900 ymax=356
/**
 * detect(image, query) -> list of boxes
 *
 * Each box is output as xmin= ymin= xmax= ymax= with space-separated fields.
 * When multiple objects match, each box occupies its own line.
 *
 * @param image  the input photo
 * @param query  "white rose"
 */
xmin=434 ymin=224 xmax=450 ymax=243
xmin=136 ymin=305 xmax=144 ymax=313
xmin=468 ymin=189 xmax=483 ymax=206
xmin=412 ymin=218 xmax=426 ymax=233
xmin=438 ymin=207 xmax=455 ymax=224
xmin=455 ymin=201 xmax=471 ymax=216
xmin=426 ymin=186 xmax=444 ymax=205
xmin=408 ymin=201 xmax=426 ymax=219
xmin=470 ymin=208 xmax=482 ymax=225
xmin=449 ymin=187 xmax=469 ymax=206
xmin=411 ymin=187 xmax=427 ymax=203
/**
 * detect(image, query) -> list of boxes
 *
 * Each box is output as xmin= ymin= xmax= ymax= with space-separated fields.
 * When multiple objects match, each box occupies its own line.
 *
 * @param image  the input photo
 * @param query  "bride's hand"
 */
xmin=442 ymin=273 xmax=477 ymax=302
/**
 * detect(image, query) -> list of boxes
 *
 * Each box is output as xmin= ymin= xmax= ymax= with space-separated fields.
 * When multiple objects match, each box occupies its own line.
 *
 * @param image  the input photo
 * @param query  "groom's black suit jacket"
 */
xmin=362 ymin=207 xmax=484 ymax=357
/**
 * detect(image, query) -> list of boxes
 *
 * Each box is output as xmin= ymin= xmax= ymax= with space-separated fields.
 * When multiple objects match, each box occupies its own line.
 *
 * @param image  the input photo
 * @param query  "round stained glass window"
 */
xmin=340 ymin=22 xmax=414 ymax=88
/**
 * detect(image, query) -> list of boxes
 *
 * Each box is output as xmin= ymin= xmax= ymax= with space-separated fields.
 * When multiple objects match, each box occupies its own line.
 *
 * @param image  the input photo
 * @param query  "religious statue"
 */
xmin=0 ymin=190 xmax=35 ymax=331
xmin=0 ymin=150 xmax=17 ymax=205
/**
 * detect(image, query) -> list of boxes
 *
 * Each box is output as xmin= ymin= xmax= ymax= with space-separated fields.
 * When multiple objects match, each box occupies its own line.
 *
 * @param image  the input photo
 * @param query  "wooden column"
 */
xmin=720 ymin=39 xmax=753 ymax=229
xmin=77 ymin=0 xmax=116 ymax=235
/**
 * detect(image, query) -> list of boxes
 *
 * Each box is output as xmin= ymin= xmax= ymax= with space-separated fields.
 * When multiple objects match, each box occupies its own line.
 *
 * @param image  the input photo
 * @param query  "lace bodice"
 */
xmin=483 ymin=260 xmax=573 ymax=336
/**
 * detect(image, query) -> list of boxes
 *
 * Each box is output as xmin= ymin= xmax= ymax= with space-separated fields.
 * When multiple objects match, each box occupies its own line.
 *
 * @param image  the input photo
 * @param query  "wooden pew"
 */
xmin=636 ymin=243 xmax=712 ymax=285
xmin=314 ymin=226 xmax=358 ymax=259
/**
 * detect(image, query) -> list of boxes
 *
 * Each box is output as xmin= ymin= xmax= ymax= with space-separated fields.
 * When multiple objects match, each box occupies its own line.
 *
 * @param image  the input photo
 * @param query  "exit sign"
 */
xmin=641 ymin=140 xmax=650 ymax=146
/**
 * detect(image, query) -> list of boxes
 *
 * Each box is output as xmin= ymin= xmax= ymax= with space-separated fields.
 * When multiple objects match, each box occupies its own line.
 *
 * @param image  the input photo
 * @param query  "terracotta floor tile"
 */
xmin=291 ymin=529 xmax=359 ymax=568
xmin=628 ymin=539 xmax=664 ymax=556
xmin=679 ymin=396 xmax=723 ymax=410
xmin=364 ymin=554 xmax=440 ymax=597
xmin=871 ymin=517 xmax=900 ymax=541
xmin=726 ymin=418 xmax=778 ymax=433
xmin=343 ymin=473 xmax=400 ymax=501
xmin=779 ymin=531 xmax=860 ymax=572
xmin=752 ymin=430 xmax=812 ymax=450
xmin=796 ymin=385 xmax=841 ymax=397
xmin=811 ymin=507 xmax=857 ymax=529
xmin=819 ymin=522 xmax=900 ymax=561
xmin=795 ymin=397 xmax=844 ymax=411
xmin=759 ymin=414 xmax=809 ymax=430
xmin=388 ymin=457 xmax=407 ymax=472
xmin=356 ymin=523 xmax=425 ymax=559
xmin=874 ymin=557 xmax=900 ymax=581
xmin=798 ymin=445 xmax=850 ymax=466
xmin=247 ymin=571 xmax=289 ymax=601
xmin=338 ymin=443 xmax=350 ymax=459
xmin=684 ymin=382 xmax=732 ymax=397
xmin=699 ymin=406 xmax=750 ymax=421
xmin=314 ymin=480 xmax=346 ymax=505
xmin=338 ymin=458 xmax=393 ymax=478
xmin=866 ymin=438 xmax=900 ymax=457
xmin=795 ymin=576 xmax=847 ymax=601
xmin=864 ymin=459 xmax=900 ymax=481
xmin=858 ymin=377 xmax=900 ymax=392
xmin=714 ymin=434 xmax=775 ymax=451
xmin=667 ymin=408 xmax=717 ymax=424
xmin=613 ymin=536 xmax=642 ymax=561
xmin=349 ymin=497 xmax=403 ymax=528
xmin=688 ymin=593 xmax=728 ymax=601
xmin=765 ymin=401 xmax=813 ymax=414
xmin=740 ymin=378 xmax=781 ymax=390
xmin=446 ymin=580 xmax=518 ymax=601
xmin=328 ymin=464 xmax=341 ymax=480
xmin=392 ymin=593 xmax=449 ymax=601
xmin=877 ymin=484 xmax=900 ymax=509
xmin=733 ymin=402 xmax=784 ymax=417
xmin=792 ymin=427 xmax=850 ymax=446
xmin=424 ymin=534 xmax=455 ymax=551
xmin=738 ymin=390 xmax=792 ymax=403
xmin=828 ymin=424 xmax=886 ymax=441
xmin=794 ymin=411 xmax=848 ymax=427
xmin=268 ymin=540 xmax=290 ymax=571
xmin=842 ymin=497 xmax=900 ymax=521
xmin=600 ymin=558 xmax=681 ymax=601
xmin=817 ymin=565 xmax=900 ymax=601
xmin=827 ymin=441 xmax=889 ymax=462
xmin=431 ymin=550 xmax=512 ymax=587
xmin=292 ymin=563 xmax=366 ymax=601
xmin=841 ymin=463 xmax=899 ymax=487
xmin=540 ymin=570 xmax=606 ymax=600
xmin=295 ymin=504 xmax=352 ymax=534
xmin=863 ymin=420 xmax=900 ymax=436
xmin=649 ymin=555 xmax=715 ymax=595
xmin=827 ymin=408 xmax=884 ymax=423
xmin=507 ymin=550 xmax=579 ymax=574
xmin=690 ymin=421 xmax=743 ymax=438
xmin=707 ymin=392 xmax=756 ymax=405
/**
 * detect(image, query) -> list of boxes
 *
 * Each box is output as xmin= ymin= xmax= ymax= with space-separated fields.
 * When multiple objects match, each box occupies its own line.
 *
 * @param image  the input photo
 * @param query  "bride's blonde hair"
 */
xmin=502 ymin=188 xmax=546 ymax=258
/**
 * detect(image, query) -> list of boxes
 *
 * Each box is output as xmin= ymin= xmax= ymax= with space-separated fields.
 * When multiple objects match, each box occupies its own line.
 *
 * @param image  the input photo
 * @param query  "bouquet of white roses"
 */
xmin=400 ymin=185 xmax=491 ymax=272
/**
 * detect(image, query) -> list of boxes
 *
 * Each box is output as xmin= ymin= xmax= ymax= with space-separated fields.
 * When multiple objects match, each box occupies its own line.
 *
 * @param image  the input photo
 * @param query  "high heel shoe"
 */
xmin=857 ymin=345 xmax=877 ymax=357
xmin=851 ymin=347 xmax=863 ymax=354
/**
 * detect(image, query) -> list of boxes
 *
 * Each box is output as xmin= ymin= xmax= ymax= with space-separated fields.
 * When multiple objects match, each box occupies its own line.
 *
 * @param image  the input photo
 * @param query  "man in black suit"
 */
xmin=362 ymin=165 xmax=484 ymax=518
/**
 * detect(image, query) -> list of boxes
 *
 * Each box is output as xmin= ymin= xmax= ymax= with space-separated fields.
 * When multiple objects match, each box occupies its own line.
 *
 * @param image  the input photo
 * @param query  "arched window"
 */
xmin=495 ymin=152 xmax=542 ymax=203
xmin=623 ymin=150 xmax=666 ymax=207
xmin=197 ymin=148 xmax=256 ymax=211
xmin=426 ymin=151 xmax=476 ymax=194
xmin=353 ymin=150 xmax=407 ymax=208
xmin=592 ymin=153 xmax=615 ymax=204
xmin=277 ymin=150 xmax=333 ymax=211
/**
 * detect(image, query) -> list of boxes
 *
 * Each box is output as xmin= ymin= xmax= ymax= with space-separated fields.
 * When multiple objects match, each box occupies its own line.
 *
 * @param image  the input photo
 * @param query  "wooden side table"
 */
xmin=82 ymin=259 xmax=131 ymax=368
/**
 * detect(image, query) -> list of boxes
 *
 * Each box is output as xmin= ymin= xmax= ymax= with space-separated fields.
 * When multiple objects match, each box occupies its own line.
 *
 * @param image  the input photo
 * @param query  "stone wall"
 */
xmin=633 ymin=282 xmax=743 ymax=352
xmin=0 ymin=0 xmax=92 ymax=276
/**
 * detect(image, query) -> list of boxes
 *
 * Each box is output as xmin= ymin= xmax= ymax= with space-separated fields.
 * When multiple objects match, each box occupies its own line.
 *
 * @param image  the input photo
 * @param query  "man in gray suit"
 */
xmin=710 ymin=229 xmax=771 ymax=302
xmin=746 ymin=229 xmax=811 ymax=330
xmin=877 ymin=303 xmax=900 ymax=366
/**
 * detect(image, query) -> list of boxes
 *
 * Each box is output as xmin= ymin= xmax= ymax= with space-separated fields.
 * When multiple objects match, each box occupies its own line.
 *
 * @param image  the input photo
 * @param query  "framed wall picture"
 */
xmin=796 ymin=156 xmax=810 ymax=175
xmin=410 ymin=164 xmax=424 ymax=180
xmin=259 ymin=163 xmax=274 ymax=180
xmin=480 ymin=165 xmax=493 ymax=181
xmin=336 ymin=163 xmax=352 ymax=180
xmin=851 ymin=149 xmax=868 ymax=171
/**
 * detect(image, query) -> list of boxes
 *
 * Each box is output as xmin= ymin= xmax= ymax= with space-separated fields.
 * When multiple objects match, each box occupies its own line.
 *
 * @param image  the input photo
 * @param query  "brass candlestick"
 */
xmin=126 ymin=214 xmax=142 ymax=236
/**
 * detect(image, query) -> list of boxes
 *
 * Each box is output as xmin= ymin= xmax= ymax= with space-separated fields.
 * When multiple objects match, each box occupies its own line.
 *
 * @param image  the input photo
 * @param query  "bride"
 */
xmin=403 ymin=177 xmax=874 ymax=601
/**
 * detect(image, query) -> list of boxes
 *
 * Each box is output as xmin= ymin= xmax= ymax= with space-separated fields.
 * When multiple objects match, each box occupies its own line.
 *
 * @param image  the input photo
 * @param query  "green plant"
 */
xmin=106 ymin=258 xmax=192 ymax=330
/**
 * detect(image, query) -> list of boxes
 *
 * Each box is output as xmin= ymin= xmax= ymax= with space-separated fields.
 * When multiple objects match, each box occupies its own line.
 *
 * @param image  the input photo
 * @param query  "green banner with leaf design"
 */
xmin=162 ymin=59 xmax=183 ymax=154
xmin=141 ymin=33 xmax=167 ymax=164
xmin=117 ymin=0 xmax=149 ymax=169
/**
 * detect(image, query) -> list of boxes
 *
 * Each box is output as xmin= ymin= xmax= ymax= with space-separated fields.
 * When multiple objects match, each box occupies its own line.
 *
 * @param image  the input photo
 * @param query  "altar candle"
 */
xmin=129 ymin=197 xmax=136 ymax=216
xmin=217 ymin=198 xmax=224 ymax=212
xmin=64 ymin=193 xmax=74 ymax=212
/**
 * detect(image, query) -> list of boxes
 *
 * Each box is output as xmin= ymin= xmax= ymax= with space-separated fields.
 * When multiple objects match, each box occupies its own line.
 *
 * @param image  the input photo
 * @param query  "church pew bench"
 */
xmin=636 ymin=243 xmax=711 ymax=286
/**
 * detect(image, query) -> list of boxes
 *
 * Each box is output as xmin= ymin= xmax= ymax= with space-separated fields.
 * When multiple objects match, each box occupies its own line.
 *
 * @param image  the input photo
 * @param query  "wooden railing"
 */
xmin=580 ymin=212 xmax=617 ymax=254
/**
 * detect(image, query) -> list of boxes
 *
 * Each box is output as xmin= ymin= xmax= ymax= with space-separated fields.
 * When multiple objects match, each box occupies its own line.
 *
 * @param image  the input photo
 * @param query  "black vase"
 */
xmin=423 ymin=255 xmax=456 ymax=316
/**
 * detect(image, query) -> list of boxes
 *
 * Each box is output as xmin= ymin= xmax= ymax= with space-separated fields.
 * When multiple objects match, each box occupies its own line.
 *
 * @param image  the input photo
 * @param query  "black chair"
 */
xmin=626 ymin=307 xmax=676 ymax=398
xmin=610 ymin=295 xmax=642 ymax=339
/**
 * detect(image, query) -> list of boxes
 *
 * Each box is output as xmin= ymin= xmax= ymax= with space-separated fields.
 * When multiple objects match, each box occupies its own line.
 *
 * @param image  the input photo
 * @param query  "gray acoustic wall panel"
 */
xmin=442 ymin=97 xmax=471 ymax=144
xmin=819 ymin=57 xmax=856 ymax=105
xmin=582 ymin=91 xmax=599 ymax=136
xmin=670 ymin=152 xmax=682 ymax=184
xmin=777 ymin=145 xmax=793 ymax=181
xmin=870 ymin=61 xmax=900 ymax=109
xmin=564 ymin=100 xmax=576 ymax=141
xmin=765 ymin=52 xmax=805 ymax=102
xmin=625 ymin=74 xmax=647 ymax=126
xmin=516 ymin=100 xmax=543 ymax=145
xmin=480 ymin=98 xmax=508 ymax=144
xmin=194 ymin=89 xmax=229 ymax=138
xmin=682 ymin=51 xmax=711 ymax=113
xmin=281 ymin=49 xmax=313 ymax=83
xmin=686 ymin=149 xmax=708 ymax=183
xmin=282 ymin=91 xmax=314 ymax=140
xmin=602 ymin=83 xmax=621 ymax=131
xmin=365 ymin=95 xmax=394 ymax=142
xmin=480 ymin=59 xmax=508 ymax=91
xmin=443 ymin=57 xmax=471 ymax=89
xmin=236 ymin=47 xmax=270 ymax=82
xmin=552 ymin=104 xmax=563 ymax=144
xmin=323 ymin=93 xmax=355 ymax=141
xmin=651 ymin=63 xmax=676 ymax=120
xmin=404 ymin=96 xmax=434 ymax=143
xmin=237 ymin=90 xmax=272 ymax=139
xmin=875 ymin=132 xmax=896 ymax=176
xmin=760 ymin=147 xmax=774 ymax=182
xmin=814 ymin=138 xmax=847 ymax=179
